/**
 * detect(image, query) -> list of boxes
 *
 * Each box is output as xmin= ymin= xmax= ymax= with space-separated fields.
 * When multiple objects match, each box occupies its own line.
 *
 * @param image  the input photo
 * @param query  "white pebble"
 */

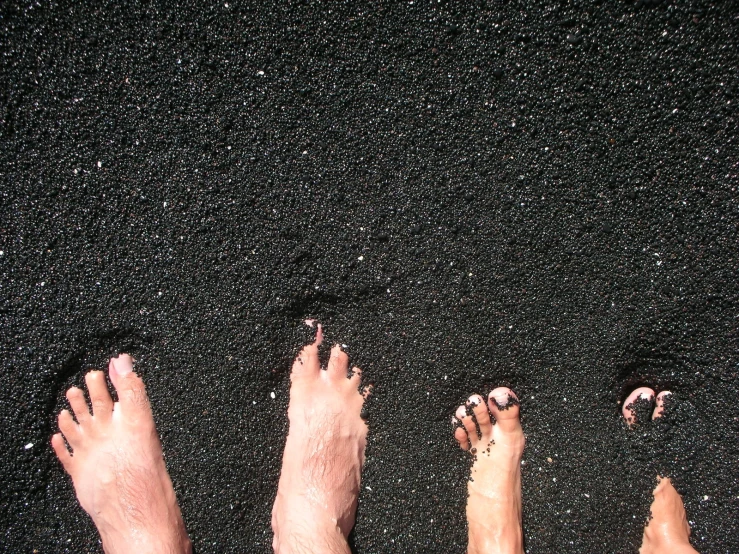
xmin=358 ymin=256 xmax=364 ymax=261
xmin=24 ymin=443 xmax=33 ymax=450
xmin=270 ymin=392 xmax=276 ymax=399
xmin=97 ymin=161 xmax=102 ymax=168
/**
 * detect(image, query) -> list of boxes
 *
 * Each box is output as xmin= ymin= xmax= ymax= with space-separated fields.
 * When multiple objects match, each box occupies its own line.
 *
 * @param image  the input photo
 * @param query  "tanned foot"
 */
xmin=271 ymin=325 xmax=370 ymax=554
xmin=51 ymin=354 xmax=191 ymax=554
xmin=453 ymin=387 xmax=525 ymax=554
xmin=622 ymin=387 xmax=699 ymax=554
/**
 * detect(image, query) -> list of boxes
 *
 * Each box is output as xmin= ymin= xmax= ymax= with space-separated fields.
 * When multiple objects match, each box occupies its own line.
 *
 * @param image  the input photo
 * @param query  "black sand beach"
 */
xmin=1 ymin=1 xmax=737 ymax=552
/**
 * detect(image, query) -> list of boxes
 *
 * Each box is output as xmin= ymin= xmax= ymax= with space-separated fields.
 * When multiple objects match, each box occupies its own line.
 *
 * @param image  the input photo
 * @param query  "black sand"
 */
xmin=1 ymin=1 xmax=737 ymax=552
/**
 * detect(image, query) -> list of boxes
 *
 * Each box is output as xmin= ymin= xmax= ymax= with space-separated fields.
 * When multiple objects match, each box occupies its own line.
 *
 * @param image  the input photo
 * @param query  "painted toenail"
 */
xmin=493 ymin=393 xmax=510 ymax=407
xmin=111 ymin=355 xmax=132 ymax=376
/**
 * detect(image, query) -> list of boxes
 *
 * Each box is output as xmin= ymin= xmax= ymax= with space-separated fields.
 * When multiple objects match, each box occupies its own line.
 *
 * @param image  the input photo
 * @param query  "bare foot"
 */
xmin=453 ymin=387 xmax=525 ymax=554
xmin=271 ymin=325 xmax=370 ymax=554
xmin=622 ymin=388 xmax=699 ymax=554
xmin=51 ymin=354 xmax=191 ymax=554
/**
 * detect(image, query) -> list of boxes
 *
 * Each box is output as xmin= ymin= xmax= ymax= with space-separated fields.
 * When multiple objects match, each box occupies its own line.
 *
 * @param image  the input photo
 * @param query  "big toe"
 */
xmin=488 ymin=387 xmax=522 ymax=434
xmin=291 ymin=324 xmax=323 ymax=378
xmin=622 ymin=386 xmax=655 ymax=426
xmin=109 ymin=355 xmax=152 ymax=421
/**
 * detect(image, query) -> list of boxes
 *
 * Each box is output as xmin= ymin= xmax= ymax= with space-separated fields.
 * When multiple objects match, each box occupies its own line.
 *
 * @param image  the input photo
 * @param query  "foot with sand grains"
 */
xmin=622 ymin=387 xmax=699 ymax=554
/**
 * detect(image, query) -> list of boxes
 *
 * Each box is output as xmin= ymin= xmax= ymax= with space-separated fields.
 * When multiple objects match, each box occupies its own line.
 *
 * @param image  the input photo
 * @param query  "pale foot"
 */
xmin=453 ymin=387 xmax=525 ymax=554
xmin=51 ymin=354 xmax=191 ymax=554
xmin=622 ymin=387 xmax=699 ymax=554
xmin=271 ymin=325 xmax=370 ymax=554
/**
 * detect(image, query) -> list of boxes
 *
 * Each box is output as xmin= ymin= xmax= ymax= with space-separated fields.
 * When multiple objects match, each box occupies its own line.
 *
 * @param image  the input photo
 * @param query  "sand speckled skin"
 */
xmin=0 ymin=0 xmax=736 ymax=552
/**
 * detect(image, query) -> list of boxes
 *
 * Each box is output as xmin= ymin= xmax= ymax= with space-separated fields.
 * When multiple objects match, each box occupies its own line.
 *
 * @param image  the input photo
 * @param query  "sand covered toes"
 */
xmin=453 ymin=387 xmax=525 ymax=554
xmin=622 ymin=387 xmax=699 ymax=554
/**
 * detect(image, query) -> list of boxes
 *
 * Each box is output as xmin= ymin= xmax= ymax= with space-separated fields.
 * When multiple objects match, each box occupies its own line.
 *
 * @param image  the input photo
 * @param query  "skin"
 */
xmin=622 ymin=387 xmax=699 ymax=554
xmin=271 ymin=325 xmax=370 ymax=554
xmin=48 ymin=340 xmax=699 ymax=554
xmin=452 ymin=387 xmax=525 ymax=554
xmin=51 ymin=354 xmax=191 ymax=554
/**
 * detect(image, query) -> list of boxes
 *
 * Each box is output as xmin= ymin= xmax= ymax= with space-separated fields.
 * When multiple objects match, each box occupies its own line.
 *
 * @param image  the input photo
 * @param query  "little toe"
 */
xmin=652 ymin=391 xmax=672 ymax=420
xmin=66 ymin=387 xmax=91 ymax=427
xmin=453 ymin=418 xmax=471 ymax=451
xmin=326 ymin=344 xmax=349 ymax=381
xmin=51 ymin=433 xmax=73 ymax=472
xmin=291 ymin=324 xmax=323 ymax=378
xmin=85 ymin=370 xmax=113 ymax=422
xmin=58 ymin=409 xmax=81 ymax=448
xmin=456 ymin=404 xmax=479 ymax=445
xmin=487 ymin=387 xmax=522 ymax=434
xmin=468 ymin=394 xmax=492 ymax=438
xmin=622 ymin=387 xmax=655 ymax=426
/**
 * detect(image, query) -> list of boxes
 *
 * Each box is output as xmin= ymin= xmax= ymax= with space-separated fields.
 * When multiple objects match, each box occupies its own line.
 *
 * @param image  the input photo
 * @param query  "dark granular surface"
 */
xmin=1 ymin=1 xmax=737 ymax=552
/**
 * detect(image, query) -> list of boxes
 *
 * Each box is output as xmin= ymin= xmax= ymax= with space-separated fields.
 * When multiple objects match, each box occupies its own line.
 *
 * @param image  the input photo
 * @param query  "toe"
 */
xmin=58 ymin=409 xmax=81 ymax=448
xmin=51 ymin=433 xmax=73 ymax=472
xmin=453 ymin=418 xmax=470 ymax=451
xmin=652 ymin=391 xmax=672 ymax=420
xmin=108 ymin=353 xmax=134 ymax=390
xmin=326 ymin=344 xmax=349 ymax=381
xmin=85 ymin=370 xmax=113 ymax=422
xmin=487 ymin=387 xmax=522 ymax=434
xmin=456 ymin=404 xmax=478 ymax=445
xmin=109 ymin=356 xmax=153 ymax=421
xmin=291 ymin=324 xmax=323 ymax=378
xmin=66 ymin=387 xmax=90 ymax=427
xmin=349 ymin=365 xmax=363 ymax=386
xmin=468 ymin=394 xmax=492 ymax=439
xmin=622 ymin=387 xmax=655 ymax=426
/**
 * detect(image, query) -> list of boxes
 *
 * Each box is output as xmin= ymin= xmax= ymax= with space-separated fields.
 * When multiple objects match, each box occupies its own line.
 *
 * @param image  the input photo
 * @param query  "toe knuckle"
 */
xmin=125 ymin=388 xmax=149 ymax=406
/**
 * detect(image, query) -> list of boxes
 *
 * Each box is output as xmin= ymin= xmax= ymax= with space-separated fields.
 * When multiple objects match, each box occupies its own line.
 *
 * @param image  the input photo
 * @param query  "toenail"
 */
xmin=111 ymin=355 xmax=133 ymax=376
xmin=492 ymin=393 xmax=510 ymax=407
